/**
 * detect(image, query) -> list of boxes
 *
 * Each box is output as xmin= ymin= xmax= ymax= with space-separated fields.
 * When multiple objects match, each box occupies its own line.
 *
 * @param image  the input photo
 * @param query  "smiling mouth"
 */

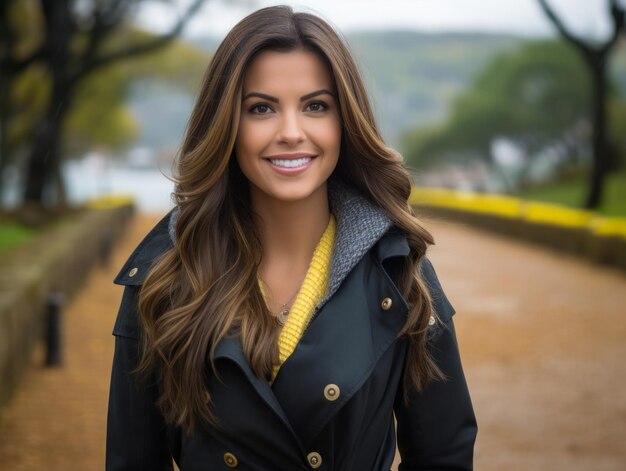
xmin=268 ymin=157 xmax=314 ymax=168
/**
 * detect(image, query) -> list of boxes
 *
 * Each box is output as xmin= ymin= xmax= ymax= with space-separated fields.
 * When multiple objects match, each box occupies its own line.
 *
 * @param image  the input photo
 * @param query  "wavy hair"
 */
xmin=134 ymin=4 xmax=443 ymax=435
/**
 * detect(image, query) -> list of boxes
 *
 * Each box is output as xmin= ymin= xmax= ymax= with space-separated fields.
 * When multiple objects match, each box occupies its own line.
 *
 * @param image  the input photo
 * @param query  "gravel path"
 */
xmin=1 ymin=211 xmax=625 ymax=470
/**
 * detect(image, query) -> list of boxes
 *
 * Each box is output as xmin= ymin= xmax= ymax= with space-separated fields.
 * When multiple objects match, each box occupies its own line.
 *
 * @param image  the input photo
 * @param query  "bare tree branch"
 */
xmin=73 ymin=0 xmax=206 ymax=82
xmin=538 ymin=0 xmax=625 ymax=59
xmin=76 ymin=0 xmax=132 ymax=73
xmin=600 ymin=0 xmax=626 ymax=55
xmin=537 ymin=0 xmax=594 ymax=58
xmin=1 ymin=49 xmax=45 ymax=73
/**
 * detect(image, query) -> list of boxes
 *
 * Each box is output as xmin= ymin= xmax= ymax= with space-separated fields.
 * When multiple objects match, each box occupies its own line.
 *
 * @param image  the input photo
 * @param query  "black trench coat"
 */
xmin=106 ymin=207 xmax=477 ymax=471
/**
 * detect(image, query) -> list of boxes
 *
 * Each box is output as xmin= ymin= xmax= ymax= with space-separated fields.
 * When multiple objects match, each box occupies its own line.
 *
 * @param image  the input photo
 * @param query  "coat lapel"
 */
xmin=212 ymin=335 xmax=300 ymax=441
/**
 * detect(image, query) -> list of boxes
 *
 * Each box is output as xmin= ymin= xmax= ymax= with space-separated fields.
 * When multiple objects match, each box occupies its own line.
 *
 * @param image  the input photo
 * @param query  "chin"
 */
xmin=270 ymin=188 xmax=317 ymax=203
xmin=266 ymin=180 xmax=327 ymax=203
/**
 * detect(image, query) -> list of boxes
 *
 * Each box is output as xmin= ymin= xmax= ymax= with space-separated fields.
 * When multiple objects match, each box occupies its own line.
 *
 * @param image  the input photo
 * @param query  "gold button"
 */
xmin=429 ymin=315 xmax=436 ymax=326
xmin=324 ymin=383 xmax=340 ymax=401
xmin=128 ymin=267 xmax=138 ymax=277
xmin=381 ymin=297 xmax=393 ymax=310
xmin=223 ymin=452 xmax=238 ymax=468
xmin=307 ymin=451 xmax=322 ymax=468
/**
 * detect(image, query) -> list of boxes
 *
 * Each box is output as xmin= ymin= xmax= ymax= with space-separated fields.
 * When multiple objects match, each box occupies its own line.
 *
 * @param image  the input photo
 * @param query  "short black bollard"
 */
xmin=100 ymin=227 xmax=114 ymax=267
xmin=45 ymin=292 xmax=65 ymax=367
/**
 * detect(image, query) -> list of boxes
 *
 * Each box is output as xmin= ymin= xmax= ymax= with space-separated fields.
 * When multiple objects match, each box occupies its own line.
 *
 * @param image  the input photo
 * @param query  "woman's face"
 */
xmin=235 ymin=48 xmax=342 ymax=205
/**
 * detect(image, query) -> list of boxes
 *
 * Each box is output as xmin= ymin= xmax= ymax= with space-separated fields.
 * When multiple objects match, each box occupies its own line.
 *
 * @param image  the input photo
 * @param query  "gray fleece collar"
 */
xmin=167 ymin=180 xmax=393 ymax=308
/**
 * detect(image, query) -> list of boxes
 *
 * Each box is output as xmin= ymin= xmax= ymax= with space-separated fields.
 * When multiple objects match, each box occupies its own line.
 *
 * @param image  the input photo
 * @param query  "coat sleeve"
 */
xmin=393 ymin=257 xmax=477 ymax=470
xmin=106 ymin=285 xmax=174 ymax=471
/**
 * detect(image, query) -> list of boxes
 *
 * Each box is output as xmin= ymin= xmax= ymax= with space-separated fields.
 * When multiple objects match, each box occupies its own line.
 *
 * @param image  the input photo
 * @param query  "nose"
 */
xmin=277 ymin=109 xmax=305 ymax=145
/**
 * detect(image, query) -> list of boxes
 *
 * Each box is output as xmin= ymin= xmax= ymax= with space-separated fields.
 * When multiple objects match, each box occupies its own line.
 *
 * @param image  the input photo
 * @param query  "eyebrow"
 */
xmin=242 ymin=89 xmax=335 ymax=103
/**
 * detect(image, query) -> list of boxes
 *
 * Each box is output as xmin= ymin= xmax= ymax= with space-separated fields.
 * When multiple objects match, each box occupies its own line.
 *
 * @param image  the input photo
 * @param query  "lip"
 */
xmin=264 ymin=153 xmax=317 ymax=176
xmin=264 ymin=152 xmax=316 ymax=160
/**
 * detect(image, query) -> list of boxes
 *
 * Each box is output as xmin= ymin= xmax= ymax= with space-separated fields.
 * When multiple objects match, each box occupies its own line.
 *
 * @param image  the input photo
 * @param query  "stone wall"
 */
xmin=0 ymin=203 xmax=134 ymax=413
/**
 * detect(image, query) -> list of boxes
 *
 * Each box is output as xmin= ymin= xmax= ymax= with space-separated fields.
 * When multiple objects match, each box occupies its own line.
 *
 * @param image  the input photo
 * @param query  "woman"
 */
xmin=106 ymin=5 xmax=477 ymax=470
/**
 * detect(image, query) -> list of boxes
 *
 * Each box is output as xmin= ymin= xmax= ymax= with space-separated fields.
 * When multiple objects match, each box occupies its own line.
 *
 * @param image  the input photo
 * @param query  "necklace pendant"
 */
xmin=277 ymin=306 xmax=290 ymax=325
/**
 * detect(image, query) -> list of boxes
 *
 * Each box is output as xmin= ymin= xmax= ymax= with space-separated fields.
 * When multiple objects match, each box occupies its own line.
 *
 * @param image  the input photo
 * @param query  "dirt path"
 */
xmin=421 ymin=214 xmax=626 ymax=471
xmin=0 ymin=211 xmax=625 ymax=470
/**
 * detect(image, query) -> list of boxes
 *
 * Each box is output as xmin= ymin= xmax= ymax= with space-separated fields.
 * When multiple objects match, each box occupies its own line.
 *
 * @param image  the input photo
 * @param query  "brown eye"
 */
xmin=250 ymin=103 xmax=272 ymax=114
xmin=306 ymin=101 xmax=328 ymax=112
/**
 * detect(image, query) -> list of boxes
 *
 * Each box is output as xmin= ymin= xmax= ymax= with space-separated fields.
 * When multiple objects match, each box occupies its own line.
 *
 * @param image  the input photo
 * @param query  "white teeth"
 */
xmin=269 ymin=157 xmax=312 ymax=168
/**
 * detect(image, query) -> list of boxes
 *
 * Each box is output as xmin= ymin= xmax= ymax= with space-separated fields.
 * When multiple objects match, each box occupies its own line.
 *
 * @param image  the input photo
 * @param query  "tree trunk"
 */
xmin=536 ymin=0 xmax=625 ymax=210
xmin=0 ymin=0 xmax=14 ymax=202
xmin=22 ymin=87 xmax=70 ymax=206
xmin=584 ymin=59 xmax=609 ymax=210
xmin=22 ymin=0 xmax=71 ymax=207
xmin=0 ymin=72 xmax=10 ymax=202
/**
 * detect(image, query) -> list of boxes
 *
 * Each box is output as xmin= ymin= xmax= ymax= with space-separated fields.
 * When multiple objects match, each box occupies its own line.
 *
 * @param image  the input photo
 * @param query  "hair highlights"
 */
xmin=134 ymin=4 xmax=442 ymax=435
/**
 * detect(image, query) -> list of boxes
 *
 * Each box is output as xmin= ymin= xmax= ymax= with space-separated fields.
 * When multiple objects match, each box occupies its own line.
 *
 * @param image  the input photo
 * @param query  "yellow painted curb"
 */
xmin=410 ymin=186 xmax=626 ymax=240
xmin=522 ymin=201 xmax=594 ymax=228
xmin=589 ymin=216 xmax=626 ymax=239
xmin=84 ymin=194 xmax=135 ymax=209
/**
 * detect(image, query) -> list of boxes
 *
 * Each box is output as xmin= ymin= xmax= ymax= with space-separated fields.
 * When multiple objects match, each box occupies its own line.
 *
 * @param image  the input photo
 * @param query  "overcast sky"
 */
xmin=136 ymin=0 xmax=623 ymax=40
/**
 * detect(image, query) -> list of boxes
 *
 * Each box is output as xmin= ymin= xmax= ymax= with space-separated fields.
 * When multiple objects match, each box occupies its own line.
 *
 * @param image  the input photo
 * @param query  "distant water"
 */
xmin=65 ymin=158 xmax=177 ymax=213
xmin=2 ymin=157 xmax=176 ymax=214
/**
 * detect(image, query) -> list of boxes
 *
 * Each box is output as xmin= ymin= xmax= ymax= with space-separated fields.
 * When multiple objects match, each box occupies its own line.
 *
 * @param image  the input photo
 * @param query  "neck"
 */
xmin=251 ymin=184 xmax=331 ymax=276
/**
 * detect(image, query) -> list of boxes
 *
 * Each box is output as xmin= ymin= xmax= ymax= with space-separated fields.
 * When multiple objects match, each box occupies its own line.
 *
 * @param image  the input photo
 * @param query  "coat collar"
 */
xmin=112 ymin=206 xmax=177 ymax=286
xmin=114 ymin=180 xmax=409 ymax=287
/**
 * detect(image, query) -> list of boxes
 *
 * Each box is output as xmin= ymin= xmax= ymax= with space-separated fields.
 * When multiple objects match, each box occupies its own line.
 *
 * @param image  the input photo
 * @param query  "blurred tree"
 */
xmin=64 ymin=33 xmax=209 ymax=157
xmin=538 ymin=0 xmax=625 ymax=209
xmin=0 ymin=1 xmax=41 ymax=198
xmin=1 ymin=32 xmax=208 ymax=198
xmin=608 ymin=96 xmax=626 ymax=168
xmin=403 ymin=40 xmax=594 ymax=184
xmin=0 ymin=0 xmax=206 ymax=208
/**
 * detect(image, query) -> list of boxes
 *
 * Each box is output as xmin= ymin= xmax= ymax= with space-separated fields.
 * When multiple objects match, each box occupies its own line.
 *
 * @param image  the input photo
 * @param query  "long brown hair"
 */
xmin=135 ymin=4 xmax=442 ymax=435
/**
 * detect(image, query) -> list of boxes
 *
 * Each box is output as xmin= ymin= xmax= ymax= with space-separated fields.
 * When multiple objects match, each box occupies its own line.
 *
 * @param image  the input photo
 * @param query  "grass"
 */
xmin=0 ymin=218 xmax=37 ymax=255
xmin=514 ymin=168 xmax=626 ymax=217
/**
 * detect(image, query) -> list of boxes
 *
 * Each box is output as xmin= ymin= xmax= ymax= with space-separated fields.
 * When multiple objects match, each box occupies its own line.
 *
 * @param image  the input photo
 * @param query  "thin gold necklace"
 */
xmin=258 ymin=275 xmax=302 ymax=325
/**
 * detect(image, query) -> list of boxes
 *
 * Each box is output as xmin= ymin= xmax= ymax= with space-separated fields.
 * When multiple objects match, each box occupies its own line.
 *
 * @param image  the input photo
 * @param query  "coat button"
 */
xmin=128 ymin=267 xmax=138 ymax=277
xmin=429 ymin=314 xmax=436 ymax=326
xmin=223 ymin=452 xmax=238 ymax=467
xmin=380 ymin=297 xmax=393 ymax=310
xmin=307 ymin=451 xmax=322 ymax=468
xmin=324 ymin=383 xmax=340 ymax=401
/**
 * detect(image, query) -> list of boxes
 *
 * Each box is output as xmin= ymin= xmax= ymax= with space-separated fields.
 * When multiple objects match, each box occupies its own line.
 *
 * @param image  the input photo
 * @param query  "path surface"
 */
xmin=1 ymin=211 xmax=625 ymax=470
xmin=422 ymin=214 xmax=626 ymax=471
